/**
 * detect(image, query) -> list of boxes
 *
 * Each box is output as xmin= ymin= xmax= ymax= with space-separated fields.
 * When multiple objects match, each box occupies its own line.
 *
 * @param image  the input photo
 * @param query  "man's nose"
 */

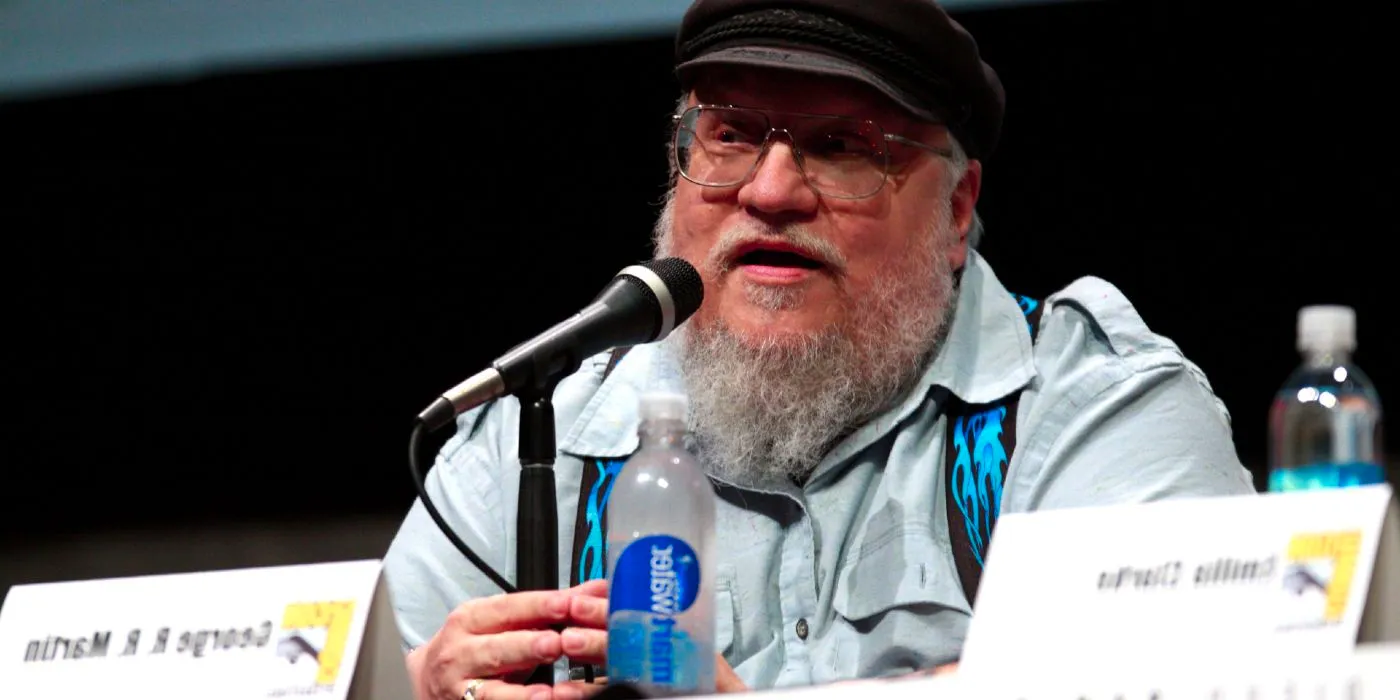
xmin=736 ymin=137 xmax=820 ymax=217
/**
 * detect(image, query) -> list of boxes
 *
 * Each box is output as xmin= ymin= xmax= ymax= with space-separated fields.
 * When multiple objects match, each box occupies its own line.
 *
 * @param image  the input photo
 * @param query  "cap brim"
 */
xmin=676 ymin=45 xmax=939 ymax=123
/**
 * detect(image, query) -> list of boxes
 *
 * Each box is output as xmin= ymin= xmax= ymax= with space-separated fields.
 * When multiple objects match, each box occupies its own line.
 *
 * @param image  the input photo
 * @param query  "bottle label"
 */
xmin=606 ymin=535 xmax=702 ymax=688
xmin=1268 ymin=462 xmax=1387 ymax=492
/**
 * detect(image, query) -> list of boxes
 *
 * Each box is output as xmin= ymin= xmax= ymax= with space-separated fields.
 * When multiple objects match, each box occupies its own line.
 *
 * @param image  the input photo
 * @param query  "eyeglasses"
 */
xmin=671 ymin=104 xmax=954 ymax=200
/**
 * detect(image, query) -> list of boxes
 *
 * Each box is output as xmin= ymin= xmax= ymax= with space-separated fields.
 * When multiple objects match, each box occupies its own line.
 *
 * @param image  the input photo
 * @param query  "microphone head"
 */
xmin=644 ymin=257 xmax=705 ymax=325
xmin=613 ymin=257 xmax=705 ymax=342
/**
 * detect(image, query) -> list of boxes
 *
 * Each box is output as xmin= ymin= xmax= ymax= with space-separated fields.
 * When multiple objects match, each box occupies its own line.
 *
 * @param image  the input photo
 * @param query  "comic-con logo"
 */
xmin=1279 ymin=530 xmax=1362 ymax=627
xmin=270 ymin=600 xmax=355 ymax=694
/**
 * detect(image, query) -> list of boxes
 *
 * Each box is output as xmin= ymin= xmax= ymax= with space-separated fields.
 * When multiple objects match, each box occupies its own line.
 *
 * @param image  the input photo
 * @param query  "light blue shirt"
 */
xmin=382 ymin=250 xmax=1256 ymax=688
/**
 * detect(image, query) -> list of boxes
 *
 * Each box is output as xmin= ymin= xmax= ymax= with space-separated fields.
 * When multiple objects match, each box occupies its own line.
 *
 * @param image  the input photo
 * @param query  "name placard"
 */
xmin=0 ymin=559 xmax=411 ymax=700
xmin=959 ymin=484 xmax=1400 ymax=678
xmin=667 ymin=644 xmax=1400 ymax=700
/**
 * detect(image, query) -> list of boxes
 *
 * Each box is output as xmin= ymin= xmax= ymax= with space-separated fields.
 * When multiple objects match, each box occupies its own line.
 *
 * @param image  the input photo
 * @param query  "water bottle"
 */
xmin=1267 ymin=305 xmax=1386 ymax=492
xmin=605 ymin=391 xmax=716 ymax=695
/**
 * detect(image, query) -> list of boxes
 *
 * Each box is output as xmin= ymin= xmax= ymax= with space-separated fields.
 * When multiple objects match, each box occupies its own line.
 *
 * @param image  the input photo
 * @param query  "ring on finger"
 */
xmin=462 ymin=678 xmax=487 ymax=700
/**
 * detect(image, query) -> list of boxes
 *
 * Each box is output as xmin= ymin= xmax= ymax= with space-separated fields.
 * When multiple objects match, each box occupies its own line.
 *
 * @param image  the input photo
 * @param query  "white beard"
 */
xmin=652 ymin=193 xmax=960 ymax=486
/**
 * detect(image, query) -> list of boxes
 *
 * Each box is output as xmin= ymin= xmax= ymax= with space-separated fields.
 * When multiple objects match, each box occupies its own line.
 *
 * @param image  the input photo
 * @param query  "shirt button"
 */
xmin=795 ymin=618 xmax=809 ymax=640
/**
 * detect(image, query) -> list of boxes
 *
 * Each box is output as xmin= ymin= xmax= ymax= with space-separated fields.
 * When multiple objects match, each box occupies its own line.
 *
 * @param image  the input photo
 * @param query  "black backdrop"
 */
xmin=4 ymin=0 xmax=1395 ymax=544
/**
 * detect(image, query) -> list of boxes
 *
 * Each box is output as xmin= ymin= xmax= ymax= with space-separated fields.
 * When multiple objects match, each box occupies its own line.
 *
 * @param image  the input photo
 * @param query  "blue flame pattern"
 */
xmin=579 ymin=458 xmax=627 ymax=583
xmin=1012 ymin=294 xmax=1039 ymax=334
xmin=950 ymin=405 xmax=1009 ymax=566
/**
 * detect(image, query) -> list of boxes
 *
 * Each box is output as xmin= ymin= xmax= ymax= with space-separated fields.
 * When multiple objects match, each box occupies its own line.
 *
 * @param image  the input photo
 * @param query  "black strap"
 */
xmin=565 ymin=348 xmax=633 ymax=679
xmin=602 ymin=346 xmax=629 ymax=381
xmin=944 ymin=294 xmax=1042 ymax=608
xmin=568 ymin=347 xmax=632 ymax=587
xmin=569 ymin=461 xmax=608 ymax=587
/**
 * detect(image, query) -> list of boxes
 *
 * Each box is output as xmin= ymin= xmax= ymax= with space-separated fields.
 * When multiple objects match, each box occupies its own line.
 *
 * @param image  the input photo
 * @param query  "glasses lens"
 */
xmin=676 ymin=107 xmax=768 ymax=187
xmin=789 ymin=116 xmax=888 ymax=199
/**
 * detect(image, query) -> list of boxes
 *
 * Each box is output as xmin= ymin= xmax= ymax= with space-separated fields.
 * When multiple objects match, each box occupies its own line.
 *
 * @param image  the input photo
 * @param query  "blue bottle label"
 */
xmin=606 ymin=535 xmax=702 ymax=688
xmin=1269 ymin=462 xmax=1386 ymax=492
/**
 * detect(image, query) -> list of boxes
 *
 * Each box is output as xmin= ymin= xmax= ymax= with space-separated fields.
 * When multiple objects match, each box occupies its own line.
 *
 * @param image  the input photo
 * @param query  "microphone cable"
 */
xmin=408 ymin=418 xmax=516 ymax=594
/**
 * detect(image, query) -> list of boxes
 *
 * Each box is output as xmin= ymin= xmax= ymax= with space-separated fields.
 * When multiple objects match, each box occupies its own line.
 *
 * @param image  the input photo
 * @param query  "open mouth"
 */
xmin=733 ymin=244 xmax=825 ymax=271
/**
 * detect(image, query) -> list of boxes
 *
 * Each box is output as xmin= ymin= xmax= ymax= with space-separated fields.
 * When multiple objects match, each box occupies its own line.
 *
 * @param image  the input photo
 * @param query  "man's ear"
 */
xmin=945 ymin=159 xmax=982 ymax=271
xmin=951 ymin=159 xmax=982 ymax=243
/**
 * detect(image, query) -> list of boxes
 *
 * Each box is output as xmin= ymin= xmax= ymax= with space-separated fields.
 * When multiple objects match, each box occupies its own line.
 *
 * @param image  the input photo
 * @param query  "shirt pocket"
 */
xmin=831 ymin=526 xmax=971 ymax=621
xmin=715 ymin=564 xmax=738 ymax=658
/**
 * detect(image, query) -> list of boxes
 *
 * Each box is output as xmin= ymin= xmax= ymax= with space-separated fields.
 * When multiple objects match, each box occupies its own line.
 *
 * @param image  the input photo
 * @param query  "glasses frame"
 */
xmin=671 ymin=104 xmax=955 ymax=200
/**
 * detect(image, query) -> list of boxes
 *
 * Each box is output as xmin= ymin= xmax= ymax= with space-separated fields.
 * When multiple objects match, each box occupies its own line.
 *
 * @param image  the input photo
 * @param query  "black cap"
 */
xmin=675 ymin=0 xmax=1005 ymax=159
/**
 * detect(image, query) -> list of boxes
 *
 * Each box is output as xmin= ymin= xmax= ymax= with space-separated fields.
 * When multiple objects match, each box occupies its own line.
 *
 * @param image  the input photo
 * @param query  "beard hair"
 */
xmin=651 ymin=190 xmax=960 ymax=486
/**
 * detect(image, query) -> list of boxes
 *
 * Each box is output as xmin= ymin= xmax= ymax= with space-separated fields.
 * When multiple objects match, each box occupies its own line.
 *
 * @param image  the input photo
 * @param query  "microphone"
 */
xmin=417 ymin=257 xmax=705 ymax=433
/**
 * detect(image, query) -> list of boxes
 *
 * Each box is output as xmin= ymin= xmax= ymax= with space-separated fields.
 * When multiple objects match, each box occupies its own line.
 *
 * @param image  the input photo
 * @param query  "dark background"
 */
xmin=4 ymin=0 xmax=1394 ymax=569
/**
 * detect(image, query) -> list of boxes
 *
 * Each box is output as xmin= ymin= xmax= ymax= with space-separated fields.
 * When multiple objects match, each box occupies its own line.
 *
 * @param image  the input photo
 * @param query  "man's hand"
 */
xmin=715 ymin=653 xmax=748 ymax=693
xmin=901 ymin=662 xmax=959 ymax=678
xmin=407 ymin=579 xmax=610 ymax=700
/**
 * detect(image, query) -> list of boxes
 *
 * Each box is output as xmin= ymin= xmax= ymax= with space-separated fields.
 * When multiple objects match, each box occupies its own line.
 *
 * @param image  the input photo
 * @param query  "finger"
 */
xmin=567 ymin=591 xmax=608 ymax=629
xmin=461 ymin=629 xmax=564 ymax=678
xmin=552 ymin=680 xmax=609 ymax=700
xmin=462 ymin=680 xmax=554 ymax=700
xmin=450 ymin=591 xmax=572 ymax=635
xmin=571 ymin=578 xmax=609 ymax=599
xmin=560 ymin=627 xmax=607 ymax=665
xmin=715 ymin=653 xmax=748 ymax=693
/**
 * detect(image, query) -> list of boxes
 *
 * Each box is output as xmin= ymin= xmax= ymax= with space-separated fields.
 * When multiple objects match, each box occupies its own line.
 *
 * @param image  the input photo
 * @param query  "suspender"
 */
xmin=568 ymin=347 xmax=632 ymax=587
xmin=567 ymin=296 xmax=1042 ymax=610
xmin=944 ymin=294 xmax=1042 ymax=605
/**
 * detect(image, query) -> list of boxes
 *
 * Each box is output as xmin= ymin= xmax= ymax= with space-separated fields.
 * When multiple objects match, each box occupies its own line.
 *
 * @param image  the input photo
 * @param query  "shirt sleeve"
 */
xmin=1005 ymin=277 xmax=1257 ymax=513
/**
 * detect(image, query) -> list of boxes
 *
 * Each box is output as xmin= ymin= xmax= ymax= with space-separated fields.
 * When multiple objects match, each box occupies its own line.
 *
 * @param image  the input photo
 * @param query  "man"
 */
xmin=383 ymin=1 xmax=1256 ymax=699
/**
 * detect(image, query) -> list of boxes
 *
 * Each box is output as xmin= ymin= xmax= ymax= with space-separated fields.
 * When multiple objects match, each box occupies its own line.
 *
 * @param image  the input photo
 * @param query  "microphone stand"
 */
xmin=516 ymin=376 xmax=562 ymax=686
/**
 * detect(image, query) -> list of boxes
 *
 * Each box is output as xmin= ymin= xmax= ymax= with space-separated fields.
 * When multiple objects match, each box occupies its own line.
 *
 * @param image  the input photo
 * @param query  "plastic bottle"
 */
xmin=605 ymin=392 xmax=716 ymax=695
xmin=1268 ymin=305 xmax=1386 ymax=491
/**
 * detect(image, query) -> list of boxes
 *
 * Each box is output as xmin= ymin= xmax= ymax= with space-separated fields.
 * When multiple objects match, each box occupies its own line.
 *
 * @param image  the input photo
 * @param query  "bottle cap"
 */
xmin=1297 ymin=305 xmax=1356 ymax=353
xmin=639 ymin=391 xmax=688 ymax=423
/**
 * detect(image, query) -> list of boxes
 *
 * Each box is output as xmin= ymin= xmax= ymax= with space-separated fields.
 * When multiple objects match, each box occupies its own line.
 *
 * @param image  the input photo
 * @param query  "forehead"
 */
xmin=689 ymin=66 xmax=921 ymax=131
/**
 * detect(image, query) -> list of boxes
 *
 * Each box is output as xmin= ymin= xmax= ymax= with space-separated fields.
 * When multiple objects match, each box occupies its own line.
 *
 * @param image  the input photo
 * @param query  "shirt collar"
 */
xmin=557 ymin=249 xmax=1037 ymax=460
xmin=921 ymin=248 xmax=1038 ymax=405
xmin=557 ymin=341 xmax=680 ymax=459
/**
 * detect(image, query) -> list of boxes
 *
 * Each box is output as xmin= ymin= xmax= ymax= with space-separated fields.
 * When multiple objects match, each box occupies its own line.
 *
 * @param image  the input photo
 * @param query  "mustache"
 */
xmin=706 ymin=223 xmax=848 ymax=274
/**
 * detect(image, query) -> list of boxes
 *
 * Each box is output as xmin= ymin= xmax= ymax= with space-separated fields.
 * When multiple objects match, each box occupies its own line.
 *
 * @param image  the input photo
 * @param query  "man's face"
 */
xmin=659 ymin=67 xmax=980 ymax=347
xmin=652 ymin=66 xmax=983 ymax=484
